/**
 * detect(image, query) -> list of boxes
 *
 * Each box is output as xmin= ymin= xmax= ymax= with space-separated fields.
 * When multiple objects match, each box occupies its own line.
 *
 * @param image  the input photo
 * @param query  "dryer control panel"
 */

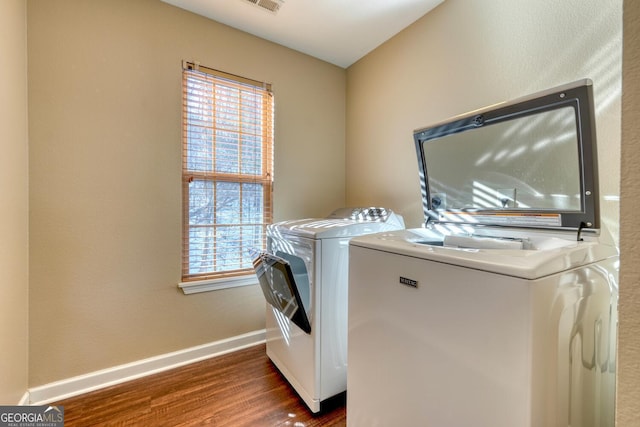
xmin=328 ymin=207 xmax=392 ymax=222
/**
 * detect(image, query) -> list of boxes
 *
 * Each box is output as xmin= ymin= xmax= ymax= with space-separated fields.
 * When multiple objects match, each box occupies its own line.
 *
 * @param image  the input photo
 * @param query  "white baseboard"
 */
xmin=18 ymin=391 xmax=30 ymax=406
xmin=28 ymin=329 xmax=266 ymax=405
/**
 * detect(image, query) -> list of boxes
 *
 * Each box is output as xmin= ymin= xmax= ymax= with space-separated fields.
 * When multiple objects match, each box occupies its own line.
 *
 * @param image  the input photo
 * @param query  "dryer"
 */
xmin=347 ymin=80 xmax=618 ymax=426
xmin=252 ymin=207 xmax=404 ymax=412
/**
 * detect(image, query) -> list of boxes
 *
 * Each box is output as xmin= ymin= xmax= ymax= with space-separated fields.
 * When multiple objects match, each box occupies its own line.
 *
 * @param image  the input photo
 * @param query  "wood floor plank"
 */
xmin=53 ymin=344 xmax=346 ymax=426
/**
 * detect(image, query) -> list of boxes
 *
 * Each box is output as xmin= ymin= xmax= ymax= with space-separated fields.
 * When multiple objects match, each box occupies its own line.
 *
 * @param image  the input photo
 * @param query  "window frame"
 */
xmin=181 ymin=61 xmax=274 ymax=283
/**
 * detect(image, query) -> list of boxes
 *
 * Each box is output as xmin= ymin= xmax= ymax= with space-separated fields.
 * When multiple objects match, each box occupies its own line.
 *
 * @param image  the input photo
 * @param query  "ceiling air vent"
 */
xmin=244 ymin=0 xmax=284 ymax=14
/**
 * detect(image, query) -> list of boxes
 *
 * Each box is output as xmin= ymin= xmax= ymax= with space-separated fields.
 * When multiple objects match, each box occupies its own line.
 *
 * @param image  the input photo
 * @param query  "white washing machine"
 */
xmin=347 ymin=80 xmax=618 ymax=426
xmin=251 ymin=207 xmax=404 ymax=413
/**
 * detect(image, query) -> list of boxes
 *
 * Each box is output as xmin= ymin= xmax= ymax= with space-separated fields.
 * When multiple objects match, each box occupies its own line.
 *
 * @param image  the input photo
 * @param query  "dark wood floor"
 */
xmin=53 ymin=344 xmax=346 ymax=426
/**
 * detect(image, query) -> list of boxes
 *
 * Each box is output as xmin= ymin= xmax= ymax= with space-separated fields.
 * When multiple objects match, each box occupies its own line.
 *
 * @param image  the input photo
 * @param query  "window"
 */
xmin=182 ymin=61 xmax=274 ymax=282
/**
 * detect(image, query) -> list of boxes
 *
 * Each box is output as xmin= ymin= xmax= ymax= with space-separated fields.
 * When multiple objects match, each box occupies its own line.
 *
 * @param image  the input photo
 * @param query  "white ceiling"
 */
xmin=161 ymin=0 xmax=444 ymax=68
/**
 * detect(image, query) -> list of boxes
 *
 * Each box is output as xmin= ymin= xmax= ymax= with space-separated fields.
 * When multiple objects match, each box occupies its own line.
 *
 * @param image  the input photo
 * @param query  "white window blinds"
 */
xmin=182 ymin=62 xmax=274 ymax=282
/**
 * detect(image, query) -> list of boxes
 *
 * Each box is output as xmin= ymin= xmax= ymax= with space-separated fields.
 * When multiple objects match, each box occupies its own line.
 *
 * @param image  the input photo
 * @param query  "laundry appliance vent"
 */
xmin=244 ymin=0 xmax=284 ymax=14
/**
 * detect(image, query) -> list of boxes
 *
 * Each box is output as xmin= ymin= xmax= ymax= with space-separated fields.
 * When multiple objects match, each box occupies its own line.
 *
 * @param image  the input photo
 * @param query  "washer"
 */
xmin=252 ymin=207 xmax=404 ymax=412
xmin=347 ymin=80 xmax=618 ymax=426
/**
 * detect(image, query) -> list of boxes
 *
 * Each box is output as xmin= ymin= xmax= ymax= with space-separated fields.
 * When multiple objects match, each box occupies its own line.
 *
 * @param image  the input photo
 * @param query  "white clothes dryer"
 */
xmin=252 ymin=207 xmax=404 ymax=412
xmin=347 ymin=80 xmax=618 ymax=427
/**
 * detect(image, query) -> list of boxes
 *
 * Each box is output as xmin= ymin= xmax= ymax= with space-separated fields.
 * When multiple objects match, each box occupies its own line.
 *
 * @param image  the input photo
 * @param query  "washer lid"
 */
xmin=414 ymin=79 xmax=599 ymax=233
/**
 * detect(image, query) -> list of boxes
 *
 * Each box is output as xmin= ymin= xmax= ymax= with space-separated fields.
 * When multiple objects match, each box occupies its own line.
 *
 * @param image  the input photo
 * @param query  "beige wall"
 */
xmin=346 ymin=0 xmax=621 ymax=245
xmin=618 ymin=1 xmax=640 ymax=424
xmin=0 ymin=0 xmax=29 ymax=405
xmin=27 ymin=0 xmax=345 ymax=386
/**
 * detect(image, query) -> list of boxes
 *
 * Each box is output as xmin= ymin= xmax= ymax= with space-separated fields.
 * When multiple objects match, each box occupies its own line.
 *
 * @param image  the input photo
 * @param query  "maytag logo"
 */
xmin=399 ymin=276 xmax=418 ymax=288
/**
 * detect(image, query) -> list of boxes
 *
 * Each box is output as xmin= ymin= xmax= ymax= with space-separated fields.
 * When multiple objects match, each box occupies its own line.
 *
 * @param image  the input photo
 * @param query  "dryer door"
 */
xmin=251 ymin=250 xmax=312 ymax=334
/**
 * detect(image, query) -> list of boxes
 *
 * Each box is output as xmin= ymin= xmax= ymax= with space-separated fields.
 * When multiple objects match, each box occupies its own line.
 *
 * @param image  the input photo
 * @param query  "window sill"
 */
xmin=178 ymin=275 xmax=258 ymax=295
